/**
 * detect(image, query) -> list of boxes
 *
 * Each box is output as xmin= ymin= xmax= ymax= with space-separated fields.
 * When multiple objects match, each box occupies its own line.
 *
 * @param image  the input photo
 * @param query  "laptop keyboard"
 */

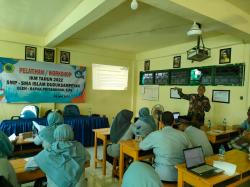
xmin=191 ymin=165 xmax=214 ymax=173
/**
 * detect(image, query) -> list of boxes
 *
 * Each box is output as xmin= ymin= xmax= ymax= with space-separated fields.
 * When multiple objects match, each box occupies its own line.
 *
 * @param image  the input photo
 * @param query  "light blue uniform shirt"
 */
xmin=122 ymin=161 xmax=163 ymax=187
xmin=185 ymin=126 xmax=213 ymax=156
xmin=241 ymin=120 xmax=250 ymax=131
xmin=139 ymin=126 xmax=192 ymax=181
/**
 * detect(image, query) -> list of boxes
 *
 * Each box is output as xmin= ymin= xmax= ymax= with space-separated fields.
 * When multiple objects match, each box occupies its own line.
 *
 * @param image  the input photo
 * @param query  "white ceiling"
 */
xmin=0 ymin=0 xmax=249 ymax=53
xmin=226 ymin=0 xmax=250 ymax=15
xmin=0 ymin=0 xmax=83 ymax=36
xmin=68 ymin=1 xmax=221 ymax=52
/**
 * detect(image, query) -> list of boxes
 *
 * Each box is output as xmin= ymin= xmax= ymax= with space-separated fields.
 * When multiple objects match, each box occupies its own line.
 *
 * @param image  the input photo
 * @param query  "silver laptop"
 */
xmin=183 ymin=146 xmax=223 ymax=178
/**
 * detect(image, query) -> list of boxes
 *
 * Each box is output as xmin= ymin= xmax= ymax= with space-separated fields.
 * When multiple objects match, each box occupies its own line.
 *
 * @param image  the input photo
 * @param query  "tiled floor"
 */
xmin=21 ymin=146 xmax=120 ymax=187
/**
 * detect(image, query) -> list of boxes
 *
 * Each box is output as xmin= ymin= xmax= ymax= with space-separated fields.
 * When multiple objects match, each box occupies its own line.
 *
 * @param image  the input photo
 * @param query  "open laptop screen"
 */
xmin=173 ymin=112 xmax=180 ymax=120
xmin=183 ymin=146 xmax=205 ymax=169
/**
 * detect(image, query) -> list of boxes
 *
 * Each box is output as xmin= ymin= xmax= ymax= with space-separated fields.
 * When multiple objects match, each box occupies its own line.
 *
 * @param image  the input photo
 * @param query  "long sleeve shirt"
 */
xmin=178 ymin=92 xmax=210 ymax=123
xmin=184 ymin=126 xmax=213 ymax=156
xmin=139 ymin=126 xmax=192 ymax=181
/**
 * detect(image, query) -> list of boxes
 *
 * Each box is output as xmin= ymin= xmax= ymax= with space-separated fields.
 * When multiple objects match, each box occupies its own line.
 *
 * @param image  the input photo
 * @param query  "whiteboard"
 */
xmin=141 ymin=85 xmax=159 ymax=101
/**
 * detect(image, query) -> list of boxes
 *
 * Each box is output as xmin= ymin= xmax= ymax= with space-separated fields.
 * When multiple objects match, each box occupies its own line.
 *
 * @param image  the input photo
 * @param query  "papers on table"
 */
xmin=32 ymin=121 xmax=46 ymax=132
xmin=24 ymin=157 xmax=33 ymax=162
xmin=8 ymin=133 xmax=16 ymax=141
xmin=207 ymin=130 xmax=224 ymax=134
xmin=213 ymin=160 xmax=236 ymax=176
xmin=24 ymin=137 xmax=34 ymax=142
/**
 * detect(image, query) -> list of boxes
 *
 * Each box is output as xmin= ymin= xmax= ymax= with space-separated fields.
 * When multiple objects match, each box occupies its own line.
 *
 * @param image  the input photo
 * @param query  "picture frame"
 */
xmin=212 ymin=90 xmax=230 ymax=103
xmin=219 ymin=48 xmax=231 ymax=64
xmin=60 ymin=51 xmax=70 ymax=64
xmin=25 ymin=46 xmax=37 ymax=61
xmin=170 ymin=88 xmax=181 ymax=99
xmin=173 ymin=56 xmax=181 ymax=68
xmin=144 ymin=60 xmax=150 ymax=71
xmin=44 ymin=48 xmax=55 ymax=63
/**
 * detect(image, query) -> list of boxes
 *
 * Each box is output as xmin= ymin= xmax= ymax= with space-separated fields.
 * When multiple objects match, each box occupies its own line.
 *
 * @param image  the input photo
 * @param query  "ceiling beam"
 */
xmin=141 ymin=0 xmax=250 ymax=41
xmin=45 ymin=0 xmax=125 ymax=47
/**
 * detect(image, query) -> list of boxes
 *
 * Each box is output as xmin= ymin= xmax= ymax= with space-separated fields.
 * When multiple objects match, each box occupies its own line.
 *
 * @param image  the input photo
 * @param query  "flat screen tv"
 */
xmin=190 ymin=68 xmax=202 ymax=82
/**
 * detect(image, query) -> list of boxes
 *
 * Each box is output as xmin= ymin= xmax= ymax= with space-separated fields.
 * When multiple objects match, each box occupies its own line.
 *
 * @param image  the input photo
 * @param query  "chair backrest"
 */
xmin=20 ymin=105 xmax=39 ymax=119
xmin=63 ymin=105 xmax=80 ymax=117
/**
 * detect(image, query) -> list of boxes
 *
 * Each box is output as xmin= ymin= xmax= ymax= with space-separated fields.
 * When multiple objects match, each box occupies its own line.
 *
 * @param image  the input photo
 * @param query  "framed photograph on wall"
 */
xmin=212 ymin=90 xmax=230 ymax=103
xmin=25 ymin=46 xmax=37 ymax=61
xmin=170 ymin=88 xmax=181 ymax=99
xmin=144 ymin=60 xmax=150 ymax=71
xmin=44 ymin=48 xmax=55 ymax=63
xmin=219 ymin=48 xmax=231 ymax=64
xmin=60 ymin=51 xmax=70 ymax=64
xmin=173 ymin=56 xmax=181 ymax=68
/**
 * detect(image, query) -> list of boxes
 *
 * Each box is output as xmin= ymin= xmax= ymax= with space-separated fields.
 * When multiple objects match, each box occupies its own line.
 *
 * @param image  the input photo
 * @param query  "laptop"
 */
xmin=183 ymin=146 xmax=223 ymax=178
xmin=173 ymin=112 xmax=180 ymax=123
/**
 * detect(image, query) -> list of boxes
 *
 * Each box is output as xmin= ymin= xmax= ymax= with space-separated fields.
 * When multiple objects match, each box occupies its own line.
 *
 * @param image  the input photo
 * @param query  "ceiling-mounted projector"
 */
xmin=187 ymin=22 xmax=210 ymax=62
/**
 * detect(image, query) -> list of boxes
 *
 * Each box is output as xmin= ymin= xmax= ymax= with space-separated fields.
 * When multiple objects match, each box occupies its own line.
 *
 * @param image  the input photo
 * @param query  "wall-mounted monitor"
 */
xmin=190 ymin=68 xmax=202 ymax=82
xmin=139 ymin=71 xmax=154 ymax=85
xmin=155 ymin=71 xmax=169 ymax=85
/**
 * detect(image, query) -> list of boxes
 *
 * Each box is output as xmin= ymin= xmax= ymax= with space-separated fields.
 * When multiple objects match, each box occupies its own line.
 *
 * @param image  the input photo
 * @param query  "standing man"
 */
xmin=177 ymin=85 xmax=211 ymax=125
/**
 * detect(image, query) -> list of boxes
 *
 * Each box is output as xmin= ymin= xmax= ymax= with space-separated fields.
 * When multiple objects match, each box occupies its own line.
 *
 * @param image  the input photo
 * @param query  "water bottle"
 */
xmin=222 ymin=118 xmax=227 ymax=131
xmin=219 ymin=144 xmax=226 ymax=157
xmin=208 ymin=120 xmax=212 ymax=129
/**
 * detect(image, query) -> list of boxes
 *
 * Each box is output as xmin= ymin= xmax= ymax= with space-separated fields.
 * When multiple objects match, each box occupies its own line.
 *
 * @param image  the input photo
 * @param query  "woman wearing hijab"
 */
xmin=107 ymin=109 xmax=133 ymax=158
xmin=25 ymin=124 xmax=90 ymax=187
xmin=0 ymin=130 xmax=19 ymax=187
xmin=34 ymin=111 xmax=63 ymax=148
xmin=131 ymin=107 xmax=156 ymax=138
xmin=122 ymin=161 xmax=163 ymax=187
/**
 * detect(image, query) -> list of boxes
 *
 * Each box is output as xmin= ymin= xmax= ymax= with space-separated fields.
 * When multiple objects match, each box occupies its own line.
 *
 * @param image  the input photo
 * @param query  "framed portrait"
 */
xmin=219 ymin=48 xmax=231 ymax=64
xmin=173 ymin=56 xmax=181 ymax=68
xmin=44 ymin=48 xmax=55 ymax=63
xmin=25 ymin=46 xmax=37 ymax=61
xmin=144 ymin=60 xmax=150 ymax=71
xmin=60 ymin=51 xmax=70 ymax=64
xmin=170 ymin=88 xmax=181 ymax=99
xmin=212 ymin=90 xmax=230 ymax=103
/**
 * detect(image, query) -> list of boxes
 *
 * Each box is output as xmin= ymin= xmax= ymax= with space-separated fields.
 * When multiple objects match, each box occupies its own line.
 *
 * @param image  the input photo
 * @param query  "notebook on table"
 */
xmin=183 ymin=146 xmax=223 ymax=178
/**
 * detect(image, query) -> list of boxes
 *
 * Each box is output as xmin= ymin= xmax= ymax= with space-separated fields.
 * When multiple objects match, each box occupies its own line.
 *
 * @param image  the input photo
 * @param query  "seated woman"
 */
xmin=107 ymin=109 xmax=133 ymax=158
xmin=25 ymin=124 xmax=90 ymax=187
xmin=0 ymin=130 xmax=19 ymax=187
xmin=228 ymin=107 xmax=250 ymax=152
xmin=122 ymin=161 xmax=162 ymax=187
xmin=34 ymin=111 xmax=63 ymax=148
xmin=130 ymin=107 xmax=156 ymax=138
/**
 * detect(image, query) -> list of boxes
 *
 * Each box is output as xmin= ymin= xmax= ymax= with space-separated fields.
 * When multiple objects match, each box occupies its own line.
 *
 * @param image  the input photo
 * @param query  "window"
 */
xmin=92 ymin=64 xmax=128 ymax=90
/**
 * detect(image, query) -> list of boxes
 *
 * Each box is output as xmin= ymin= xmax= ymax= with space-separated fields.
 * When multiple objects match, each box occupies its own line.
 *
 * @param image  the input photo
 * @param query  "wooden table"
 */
xmin=119 ymin=139 xmax=153 ymax=182
xmin=176 ymin=150 xmax=250 ymax=187
xmin=206 ymin=129 xmax=240 ymax=144
xmin=10 ymin=158 xmax=90 ymax=184
xmin=14 ymin=136 xmax=42 ymax=156
xmin=93 ymin=128 xmax=110 ymax=176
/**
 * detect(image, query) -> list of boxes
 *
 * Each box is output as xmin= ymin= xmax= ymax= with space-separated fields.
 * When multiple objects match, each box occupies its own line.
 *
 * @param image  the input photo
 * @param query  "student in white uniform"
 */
xmin=122 ymin=161 xmax=163 ymax=187
xmin=107 ymin=109 xmax=133 ymax=158
xmin=0 ymin=130 xmax=19 ymax=187
xmin=25 ymin=124 xmax=90 ymax=187
xmin=33 ymin=111 xmax=63 ymax=148
xmin=139 ymin=111 xmax=192 ymax=182
xmin=130 ymin=107 xmax=156 ymax=138
xmin=178 ymin=119 xmax=213 ymax=156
